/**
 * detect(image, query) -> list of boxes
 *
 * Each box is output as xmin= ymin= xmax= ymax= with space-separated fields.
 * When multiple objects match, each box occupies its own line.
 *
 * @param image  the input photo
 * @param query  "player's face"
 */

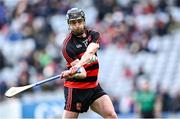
xmin=69 ymin=18 xmax=85 ymax=36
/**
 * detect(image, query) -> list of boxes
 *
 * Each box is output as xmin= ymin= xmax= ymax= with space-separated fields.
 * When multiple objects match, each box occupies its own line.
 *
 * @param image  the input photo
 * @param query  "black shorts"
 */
xmin=64 ymin=84 xmax=107 ymax=113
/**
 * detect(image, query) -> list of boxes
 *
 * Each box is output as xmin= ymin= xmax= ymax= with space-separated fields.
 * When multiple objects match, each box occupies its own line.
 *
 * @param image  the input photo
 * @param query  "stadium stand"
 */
xmin=1 ymin=0 xmax=180 ymax=118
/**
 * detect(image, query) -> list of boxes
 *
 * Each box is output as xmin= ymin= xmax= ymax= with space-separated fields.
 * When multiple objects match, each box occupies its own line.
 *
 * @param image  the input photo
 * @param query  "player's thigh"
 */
xmin=62 ymin=110 xmax=79 ymax=118
xmin=90 ymin=95 xmax=117 ymax=118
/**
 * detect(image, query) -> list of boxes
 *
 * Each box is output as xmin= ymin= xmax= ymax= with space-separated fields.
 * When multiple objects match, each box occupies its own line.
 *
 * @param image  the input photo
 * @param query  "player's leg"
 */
xmin=63 ymin=87 xmax=90 ymax=118
xmin=63 ymin=87 xmax=79 ymax=118
xmin=62 ymin=110 xmax=79 ymax=118
xmin=90 ymin=95 xmax=118 ymax=118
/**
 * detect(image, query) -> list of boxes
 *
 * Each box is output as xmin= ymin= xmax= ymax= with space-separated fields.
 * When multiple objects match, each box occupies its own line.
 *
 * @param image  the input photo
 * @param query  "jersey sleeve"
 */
xmin=89 ymin=31 xmax=101 ymax=44
xmin=62 ymin=46 xmax=77 ymax=64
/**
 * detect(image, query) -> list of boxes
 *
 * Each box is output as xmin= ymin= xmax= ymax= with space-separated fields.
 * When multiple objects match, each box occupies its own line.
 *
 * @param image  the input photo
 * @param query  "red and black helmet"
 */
xmin=66 ymin=8 xmax=85 ymax=24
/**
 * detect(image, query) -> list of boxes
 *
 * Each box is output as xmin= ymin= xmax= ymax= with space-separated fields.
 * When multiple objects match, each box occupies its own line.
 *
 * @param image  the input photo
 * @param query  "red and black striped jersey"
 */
xmin=62 ymin=29 xmax=100 ymax=89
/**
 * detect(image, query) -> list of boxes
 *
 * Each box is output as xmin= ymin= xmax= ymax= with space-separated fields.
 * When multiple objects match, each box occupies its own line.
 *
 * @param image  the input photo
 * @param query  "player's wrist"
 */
xmin=88 ymin=55 xmax=97 ymax=64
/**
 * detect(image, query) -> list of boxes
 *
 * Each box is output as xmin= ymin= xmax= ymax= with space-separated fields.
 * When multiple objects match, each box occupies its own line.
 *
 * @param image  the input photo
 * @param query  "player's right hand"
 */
xmin=61 ymin=70 xmax=72 ymax=79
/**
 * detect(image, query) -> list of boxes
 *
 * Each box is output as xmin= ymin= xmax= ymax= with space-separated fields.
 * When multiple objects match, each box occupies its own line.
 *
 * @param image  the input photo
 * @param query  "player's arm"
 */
xmin=70 ymin=42 xmax=99 ymax=72
xmin=154 ymin=94 xmax=162 ymax=117
xmin=69 ymin=31 xmax=100 ymax=74
xmin=78 ymin=42 xmax=99 ymax=67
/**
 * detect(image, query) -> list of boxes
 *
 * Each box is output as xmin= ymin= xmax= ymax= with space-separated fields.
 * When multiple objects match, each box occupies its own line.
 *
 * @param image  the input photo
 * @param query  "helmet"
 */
xmin=66 ymin=8 xmax=85 ymax=24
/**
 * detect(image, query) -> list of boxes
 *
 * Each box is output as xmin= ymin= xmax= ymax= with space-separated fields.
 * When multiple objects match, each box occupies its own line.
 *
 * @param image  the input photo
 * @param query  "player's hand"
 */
xmin=69 ymin=66 xmax=79 ymax=75
xmin=61 ymin=70 xmax=72 ymax=79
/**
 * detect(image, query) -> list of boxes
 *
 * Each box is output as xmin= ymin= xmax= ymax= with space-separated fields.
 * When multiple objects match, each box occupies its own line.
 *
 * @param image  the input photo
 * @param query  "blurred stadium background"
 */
xmin=0 ymin=0 xmax=180 ymax=118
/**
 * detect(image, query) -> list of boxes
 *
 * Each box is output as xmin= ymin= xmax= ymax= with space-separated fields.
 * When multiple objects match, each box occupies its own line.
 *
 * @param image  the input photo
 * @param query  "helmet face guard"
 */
xmin=66 ymin=8 xmax=85 ymax=24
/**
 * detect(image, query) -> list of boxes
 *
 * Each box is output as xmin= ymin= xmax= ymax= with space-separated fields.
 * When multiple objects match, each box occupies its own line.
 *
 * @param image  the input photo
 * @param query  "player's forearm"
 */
xmin=68 ymin=43 xmax=99 ymax=75
xmin=78 ymin=52 xmax=94 ymax=66
xmin=76 ymin=43 xmax=99 ymax=67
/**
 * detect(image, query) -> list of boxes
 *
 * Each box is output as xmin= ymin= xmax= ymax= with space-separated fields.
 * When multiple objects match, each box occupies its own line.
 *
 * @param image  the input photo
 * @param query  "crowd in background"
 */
xmin=1 ymin=0 xmax=180 ymax=117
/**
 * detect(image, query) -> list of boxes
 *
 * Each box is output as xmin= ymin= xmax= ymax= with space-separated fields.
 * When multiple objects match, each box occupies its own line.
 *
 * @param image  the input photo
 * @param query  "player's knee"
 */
xmin=104 ymin=111 xmax=118 ymax=118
